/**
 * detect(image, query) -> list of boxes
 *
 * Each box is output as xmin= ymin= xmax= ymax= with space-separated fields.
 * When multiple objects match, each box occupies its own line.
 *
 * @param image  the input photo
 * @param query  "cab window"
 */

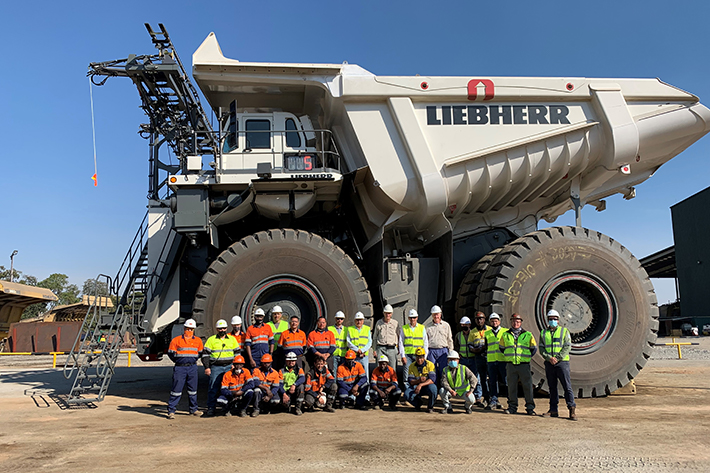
xmin=246 ymin=120 xmax=271 ymax=149
xmin=223 ymin=117 xmax=238 ymax=153
xmin=285 ymin=118 xmax=301 ymax=148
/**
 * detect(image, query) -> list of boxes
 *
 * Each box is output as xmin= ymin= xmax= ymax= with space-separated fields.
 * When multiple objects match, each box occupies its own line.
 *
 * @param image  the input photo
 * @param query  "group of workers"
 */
xmin=166 ymin=304 xmax=577 ymax=421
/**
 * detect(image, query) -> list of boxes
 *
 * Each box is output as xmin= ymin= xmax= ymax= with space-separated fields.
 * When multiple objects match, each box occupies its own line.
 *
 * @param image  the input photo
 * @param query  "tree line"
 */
xmin=0 ymin=266 xmax=110 ymax=319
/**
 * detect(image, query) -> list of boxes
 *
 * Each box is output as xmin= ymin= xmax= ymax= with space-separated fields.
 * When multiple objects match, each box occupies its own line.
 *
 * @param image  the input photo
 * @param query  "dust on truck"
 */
xmin=90 ymin=25 xmax=710 ymax=397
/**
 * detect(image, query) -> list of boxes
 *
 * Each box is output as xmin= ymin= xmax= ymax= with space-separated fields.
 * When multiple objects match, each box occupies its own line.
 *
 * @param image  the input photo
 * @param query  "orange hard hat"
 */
xmin=261 ymin=354 xmax=273 ymax=363
xmin=345 ymin=350 xmax=357 ymax=360
xmin=233 ymin=355 xmax=245 ymax=364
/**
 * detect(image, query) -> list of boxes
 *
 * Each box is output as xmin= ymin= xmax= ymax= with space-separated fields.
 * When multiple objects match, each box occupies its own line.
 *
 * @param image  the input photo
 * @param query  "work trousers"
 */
xmin=487 ymin=360 xmax=507 ymax=404
xmin=506 ymin=362 xmax=535 ymax=413
xmin=545 ymin=360 xmax=576 ymax=410
xmin=206 ymin=364 xmax=231 ymax=410
xmin=402 ymin=354 xmax=417 ymax=389
xmin=279 ymin=384 xmax=305 ymax=409
xmin=404 ymin=383 xmax=438 ymax=409
xmin=304 ymin=383 xmax=337 ymax=409
xmin=475 ymin=355 xmax=489 ymax=400
xmin=168 ymin=364 xmax=198 ymax=414
xmin=254 ymin=386 xmax=281 ymax=411
xmin=337 ymin=383 xmax=369 ymax=407
xmin=216 ymin=388 xmax=256 ymax=412
xmin=332 ymin=355 xmax=344 ymax=378
xmin=376 ymin=346 xmax=399 ymax=369
xmin=460 ymin=357 xmax=480 ymax=398
xmin=427 ymin=347 xmax=448 ymax=385
xmin=370 ymin=386 xmax=402 ymax=408
xmin=440 ymin=388 xmax=475 ymax=410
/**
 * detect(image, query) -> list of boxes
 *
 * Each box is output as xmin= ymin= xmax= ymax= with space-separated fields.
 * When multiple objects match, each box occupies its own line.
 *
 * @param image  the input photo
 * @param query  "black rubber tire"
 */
xmin=477 ymin=226 xmax=658 ymax=397
xmin=192 ymin=229 xmax=372 ymax=333
xmin=455 ymin=248 xmax=501 ymax=320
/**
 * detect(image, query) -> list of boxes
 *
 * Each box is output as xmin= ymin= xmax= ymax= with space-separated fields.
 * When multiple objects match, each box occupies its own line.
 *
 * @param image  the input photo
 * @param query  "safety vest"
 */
xmin=267 ymin=320 xmax=289 ymax=345
xmin=542 ymin=327 xmax=570 ymax=361
xmin=280 ymin=367 xmax=304 ymax=390
xmin=468 ymin=325 xmax=490 ymax=357
xmin=485 ymin=327 xmax=508 ymax=362
xmin=348 ymin=325 xmax=371 ymax=356
xmin=402 ymin=324 xmax=425 ymax=355
xmin=457 ymin=331 xmax=473 ymax=358
xmin=500 ymin=330 xmax=535 ymax=365
xmin=446 ymin=364 xmax=470 ymax=396
xmin=328 ymin=325 xmax=348 ymax=357
xmin=204 ymin=334 xmax=239 ymax=363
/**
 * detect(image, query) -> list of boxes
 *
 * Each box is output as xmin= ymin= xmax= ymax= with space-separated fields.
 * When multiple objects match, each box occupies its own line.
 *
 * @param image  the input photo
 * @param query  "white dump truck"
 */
xmin=84 ymin=24 xmax=710 ymax=398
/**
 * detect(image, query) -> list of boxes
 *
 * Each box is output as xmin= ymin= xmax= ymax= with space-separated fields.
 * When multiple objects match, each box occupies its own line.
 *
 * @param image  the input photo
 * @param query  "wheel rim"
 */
xmin=536 ymin=271 xmax=617 ymax=355
xmin=240 ymin=274 xmax=326 ymax=331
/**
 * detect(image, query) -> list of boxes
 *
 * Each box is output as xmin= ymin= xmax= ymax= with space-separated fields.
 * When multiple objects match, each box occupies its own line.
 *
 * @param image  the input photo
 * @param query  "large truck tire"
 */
xmin=192 ymin=229 xmax=372 ymax=331
xmin=477 ymin=226 xmax=658 ymax=397
xmin=455 ymin=248 xmax=501 ymax=320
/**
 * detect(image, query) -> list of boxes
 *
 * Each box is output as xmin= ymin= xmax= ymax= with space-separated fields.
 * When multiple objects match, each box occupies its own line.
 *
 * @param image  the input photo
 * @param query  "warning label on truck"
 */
xmin=426 ymin=105 xmax=571 ymax=126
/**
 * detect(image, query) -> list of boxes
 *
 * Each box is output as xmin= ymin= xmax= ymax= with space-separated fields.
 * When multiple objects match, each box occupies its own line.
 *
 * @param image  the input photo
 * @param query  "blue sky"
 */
xmin=1 ymin=0 xmax=708 ymax=305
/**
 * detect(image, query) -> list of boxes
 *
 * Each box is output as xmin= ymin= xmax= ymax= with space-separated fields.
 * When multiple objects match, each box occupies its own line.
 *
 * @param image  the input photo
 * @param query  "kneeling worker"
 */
xmin=370 ymin=355 xmax=401 ymax=410
xmin=252 ymin=353 xmax=282 ymax=417
xmin=216 ymin=355 xmax=256 ymax=417
xmin=280 ymin=352 xmax=306 ymax=415
xmin=336 ymin=349 xmax=368 ymax=409
xmin=404 ymin=347 xmax=437 ymax=413
xmin=440 ymin=350 xmax=478 ymax=414
xmin=304 ymin=357 xmax=336 ymax=413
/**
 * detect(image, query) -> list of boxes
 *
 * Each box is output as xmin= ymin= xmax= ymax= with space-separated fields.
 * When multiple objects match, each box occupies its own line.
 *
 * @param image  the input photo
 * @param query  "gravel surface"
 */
xmin=651 ymin=336 xmax=710 ymax=360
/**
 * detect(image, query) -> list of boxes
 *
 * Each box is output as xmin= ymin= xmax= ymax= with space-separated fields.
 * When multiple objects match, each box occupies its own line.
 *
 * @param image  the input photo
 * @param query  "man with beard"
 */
xmin=216 ymin=355 xmax=256 ymax=417
xmin=202 ymin=319 xmax=240 ymax=417
xmin=304 ymin=357 xmax=337 ymax=413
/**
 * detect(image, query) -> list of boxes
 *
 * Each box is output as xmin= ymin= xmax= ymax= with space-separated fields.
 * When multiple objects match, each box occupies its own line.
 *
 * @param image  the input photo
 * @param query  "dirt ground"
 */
xmin=1 ymin=342 xmax=709 ymax=472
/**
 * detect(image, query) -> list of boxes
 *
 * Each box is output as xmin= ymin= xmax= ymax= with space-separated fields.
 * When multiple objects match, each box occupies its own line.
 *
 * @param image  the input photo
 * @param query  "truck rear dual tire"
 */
xmin=458 ymin=226 xmax=658 ymax=397
xmin=193 ymin=229 xmax=372 ymax=331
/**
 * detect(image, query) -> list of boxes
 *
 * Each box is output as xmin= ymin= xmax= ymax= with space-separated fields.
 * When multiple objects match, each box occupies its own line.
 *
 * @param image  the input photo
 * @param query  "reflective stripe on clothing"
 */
xmin=407 ymin=360 xmax=436 ymax=384
xmin=204 ymin=335 xmax=239 ymax=362
xmin=402 ymin=324 xmax=425 ymax=354
xmin=467 ymin=325 xmax=490 ymax=356
xmin=221 ymin=368 xmax=253 ymax=393
xmin=336 ymin=362 xmax=365 ymax=384
xmin=267 ymin=320 xmax=289 ymax=345
xmin=456 ymin=331 xmax=473 ymax=358
xmin=446 ymin=364 xmax=471 ymax=395
xmin=280 ymin=367 xmax=305 ymax=389
xmin=370 ymin=365 xmax=398 ymax=389
xmin=307 ymin=329 xmax=336 ymax=354
xmin=500 ymin=330 xmax=537 ymax=364
xmin=245 ymin=324 xmax=274 ymax=347
xmin=347 ymin=325 xmax=372 ymax=356
xmin=168 ymin=334 xmax=204 ymax=365
xmin=542 ymin=327 xmax=570 ymax=361
xmin=253 ymin=367 xmax=282 ymax=388
xmin=229 ymin=331 xmax=246 ymax=350
xmin=279 ymin=329 xmax=307 ymax=355
xmin=328 ymin=326 xmax=348 ymax=357
xmin=485 ymin=328 xmax=508 ymax=362
xmin=306 ymin=369 xmax=335 ymax=392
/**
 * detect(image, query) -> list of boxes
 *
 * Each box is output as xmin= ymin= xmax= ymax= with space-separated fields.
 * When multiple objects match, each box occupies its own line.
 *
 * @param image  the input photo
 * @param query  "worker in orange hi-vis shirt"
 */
xmin=166 ymin=319 xmax=204 ymax=419
xmin=336 ymin=350 xmax=368 ymax=410
xmin=279 ymin=315 xmax=307 ymax=370
xmin=251 ymin=353 xmax=282 ymax=417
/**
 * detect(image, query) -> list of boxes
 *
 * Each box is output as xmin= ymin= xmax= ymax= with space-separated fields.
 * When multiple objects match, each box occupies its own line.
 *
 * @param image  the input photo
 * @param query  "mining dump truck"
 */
xmin=71 ymin=24 xmax=710 ymax=402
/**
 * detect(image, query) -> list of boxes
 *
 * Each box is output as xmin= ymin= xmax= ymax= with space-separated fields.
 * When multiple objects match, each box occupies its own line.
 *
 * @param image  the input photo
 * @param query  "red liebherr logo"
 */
xmin=467 ymin=79 xmax=495 ymax=101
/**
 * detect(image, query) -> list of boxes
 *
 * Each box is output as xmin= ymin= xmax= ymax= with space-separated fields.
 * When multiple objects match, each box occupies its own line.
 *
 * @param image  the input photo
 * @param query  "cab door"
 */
xmin=242 ymin=115 xmax=275 ymax=171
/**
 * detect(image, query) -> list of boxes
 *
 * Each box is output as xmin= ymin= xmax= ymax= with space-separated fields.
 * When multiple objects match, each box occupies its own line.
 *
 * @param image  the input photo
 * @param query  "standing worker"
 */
xmin=484 ymin=313 xmax=507 ymax=410
xmin=252 ymin=353 xmax=282 ymax=417
xmin=202 ymin=319 xmax=240 ymax=417
xmin=279 ymin=352 xmax=306 ymax=415
xmin=540 ymin=309 xmax=577 ymax=421
xmin=303 ymin=357 xmax=336 ymax=413
xmin=373 ymin=304 xmax=399 ymax=372
xmin=440 ymin=350 xmax=478 ymax=414
xmin=245 ymin=308 xmax=274 ymax=369
xmin=166 ymin=319 xmax=204 ymax=419
xmin=399 ymin=309 xmax=429 ymax=389
xmin=328 ymin=311 xmax=349 ymax=375
xmin=370 ymin=354 xmax=401 ymax=410
xmin=499 ymin=313 xmax=538 ymax=416
xmin=229 ymin=316 xmax=247 ymax=355
xmin=267 ymin=306 xmax=288 ymax=369
xmin=279 ymin=315 xmax=307 ymax=370
xmin=307 ymin=315 xmax=336 ymax=372
xmin=347 ymin=312 xmax=372 ymax=381
xmin=404 ymin=347 xmax=437 ymax=413
xmin=427 ymin=305 xmax=453 ymax=386
xmin=216 ymin=355 xmax=256 ymax=417
xmin=468 ymin=311 xmax=491 ymax=407
xmin=336 ymin=349 xmax=368 ymax=409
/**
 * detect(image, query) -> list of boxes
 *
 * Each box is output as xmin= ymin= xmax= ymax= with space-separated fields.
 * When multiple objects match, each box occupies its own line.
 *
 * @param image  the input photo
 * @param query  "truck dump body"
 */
xmin=0 ymin=281 xmax=58 ymax=340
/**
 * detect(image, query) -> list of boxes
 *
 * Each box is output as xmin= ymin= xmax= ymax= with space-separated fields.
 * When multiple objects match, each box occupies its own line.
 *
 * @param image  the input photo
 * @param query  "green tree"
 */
xmin=0 ymin=266 xmax=35 ymax=285
xmin=82 ymin=278 xmax=110 ymax=297
xmin=21 ymin=273 xmax=81 ymax=319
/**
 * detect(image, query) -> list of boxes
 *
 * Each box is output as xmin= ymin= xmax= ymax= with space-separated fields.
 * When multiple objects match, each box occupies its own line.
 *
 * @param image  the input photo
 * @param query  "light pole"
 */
xmin=9 ymin=250 xmax=18 ymax=283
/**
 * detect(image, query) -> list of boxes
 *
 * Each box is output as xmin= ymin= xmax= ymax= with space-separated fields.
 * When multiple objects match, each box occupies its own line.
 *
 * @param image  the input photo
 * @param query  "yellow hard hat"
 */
xmin=414 ymin=348 xmax=426 ymax=356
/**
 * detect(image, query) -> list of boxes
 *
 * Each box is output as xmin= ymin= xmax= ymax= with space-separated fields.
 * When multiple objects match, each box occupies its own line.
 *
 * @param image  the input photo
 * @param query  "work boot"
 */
xmin=166 ymin=412 xmax=175 ymax=419
xmin=251 ymin=409 xmax=260 ymax=418
xmin=484 ymin=403 xmax=492 ymax=411
xmin=324 ymin=405 xmax=336 ymax=413
xmin=294 ymin=407 xmax=303 ymax=416
xmin=526 ymin=410 xmax=537 ymax=416
xmin=502 ymin=409 xmax=514 ymax=415
xmin=440 ymin=408 xmax=454 ymax=414
xmin=569 ymin=406 xmax=578 ymax=421
xmin=475 ymin=397 xmax=485 ymax=408
xmin=426 ymin=408 xmax=434 ymax=413
xmin=237 ymin=410 xmax=247 ymax=418
xmin=542 ymin=411 xmax=559 ymax=418
xmin=465 ymin=406 xmax=473 ymax=414
xmin=203 ymin=409 xmax=215 ymax=418
xmin=190 ymin=410 xmax=201 ymax=417
xmin=224 ymin=410 xmax=232 ymax=417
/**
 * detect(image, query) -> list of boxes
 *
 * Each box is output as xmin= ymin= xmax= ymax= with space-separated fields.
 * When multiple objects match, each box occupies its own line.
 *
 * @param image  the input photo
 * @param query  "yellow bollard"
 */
xmin=127 ymin=351 xmax=132 ymax=367
xmin=53 ymin=353 xmax=57 ymax=368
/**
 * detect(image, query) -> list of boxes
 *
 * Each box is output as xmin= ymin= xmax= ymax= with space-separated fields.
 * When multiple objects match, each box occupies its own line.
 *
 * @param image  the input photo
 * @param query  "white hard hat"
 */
xmin=383 ymin=304 xmax=394 ymax=313
xmin=272 ymin=305 xmax=283 ymax=313
xmin=254 ymin=308 xmax=265 ymax=316
xmin=184 ymin=319 xmax=197 ymax=328
xmin=378 ymin=354 xmax=389 ymax=363
xmin=216 ymin=319 xmax=228 ymax=329
xmin=431 ymin=305 xmax=442 ymax=314
xmin=447 ymin=350 xmax=460 ymax=359
xmin=547 ymin=309 xmax=560 ymax=318
xmin=354 ymin=312 xmax=365 ymax=320
xmin=334 ymin=311 xmax=346 ymax=319
xmin=231 ymin=316 xmax=242 ymax=325
xmin=459 ymin=316 xmax=471 ymax=325
xmin=489 ymin=313 xmax=501 ymax=320
xmin=285 ymin=352 xmax=298 ymax=361
xmin=408 ymin=309 xmax=418 ymax=318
